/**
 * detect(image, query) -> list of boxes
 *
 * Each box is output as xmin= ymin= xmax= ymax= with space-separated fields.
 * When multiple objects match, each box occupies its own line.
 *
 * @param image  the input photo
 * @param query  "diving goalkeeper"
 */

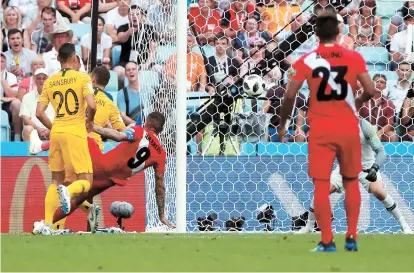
xmin=297 ymin=118 xmax=413 ymax=234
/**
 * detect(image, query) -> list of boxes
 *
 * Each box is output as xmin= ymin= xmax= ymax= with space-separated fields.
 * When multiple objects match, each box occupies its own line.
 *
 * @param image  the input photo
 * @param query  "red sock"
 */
xmin=41 ymin=141 xmax=50 ymax=151
xmin=313 ymin=179 xmax=333 ymax=244
xmin=343 ymin=178 xmax=361 ymax=239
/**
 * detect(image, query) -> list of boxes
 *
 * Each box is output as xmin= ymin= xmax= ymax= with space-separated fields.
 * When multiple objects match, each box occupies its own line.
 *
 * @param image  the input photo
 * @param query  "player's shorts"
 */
xmin=330 ymin=165 xmax=383 ymax=193
xmin=308 ymin=121 xmax=362 ymax=180
xmin=49 ymin=132 xmax=93 ymax=176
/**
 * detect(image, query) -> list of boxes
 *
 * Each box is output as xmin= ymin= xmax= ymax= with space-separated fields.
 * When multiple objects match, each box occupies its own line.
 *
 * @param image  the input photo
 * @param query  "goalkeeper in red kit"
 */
xmin=279 ymin=11 xmax=375 ymax=252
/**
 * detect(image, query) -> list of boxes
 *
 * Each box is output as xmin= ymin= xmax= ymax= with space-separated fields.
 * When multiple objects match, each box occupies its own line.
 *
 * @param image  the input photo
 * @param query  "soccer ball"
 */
xmin=243 ymin=74 xmax=266 ymax=97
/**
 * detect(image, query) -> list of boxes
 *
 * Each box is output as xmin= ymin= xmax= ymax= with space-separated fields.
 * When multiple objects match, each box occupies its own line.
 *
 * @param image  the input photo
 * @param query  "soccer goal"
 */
xmin=126 ymin=0 xmax=414 ymax=233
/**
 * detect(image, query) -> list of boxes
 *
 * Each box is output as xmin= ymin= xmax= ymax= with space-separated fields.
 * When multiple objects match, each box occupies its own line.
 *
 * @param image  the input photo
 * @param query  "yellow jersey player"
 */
xmin=36 ymin=42 xmax=96 ymax=217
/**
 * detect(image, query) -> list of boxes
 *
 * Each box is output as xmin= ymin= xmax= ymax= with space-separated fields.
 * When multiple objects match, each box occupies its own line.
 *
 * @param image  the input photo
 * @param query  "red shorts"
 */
xmin=308 ymin=121 xmax=362 ymax=180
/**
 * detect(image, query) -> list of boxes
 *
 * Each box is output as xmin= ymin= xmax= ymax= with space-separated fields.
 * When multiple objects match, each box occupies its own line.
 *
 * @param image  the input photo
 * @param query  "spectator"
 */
xmin=105 ymin=0 xmax=131 ymax=43
xmin=221 ymin=0 xmax=255 ymax=39
xmin=19 ymin=68 xmax=54 ymax=141
xmin=390 ymin=9 xmax=414 ymax=70
xmin=43 ymin=24 xmax=84 ymax=75
xmin=261 ymin=0 xmax=301 ymax=35
xmin=277 ymin=14 xmax=318 ymax=63
xmin=349 ymin=0 xmax=382 ymax=47
xmin=117 ymin=62 xmax=143 ymax=126
xmin=263 ymin=85 xmax=307 ymax=142
xmin=234 ymin=17 xmax=270 ymax=57
xmin=24 ymin=0 xmax=67 ymax=33
xmin=387 ymin=1 xmax=414 ymax=46
xmin=80 ymin=15 xmax=112 ymax=69
xmin=400 ymin=87 xmax=414 ymax=141
xmin=388 ymin=61 xmax=412 ymax=116
xmin=337 ymin=13 xmax=354 ymax=50
xmin=2 ymin=7 xmax=30 ymax=50
xmin=188 ymin=0 xmax=222 ymax=44
xmin=239 ymin=37 xmax=281 ymax=90
xmin=359 ymin=74 xmax=398 ymax=142
xmin=206 ymin=33 xmax=240 ymax=90
xmin=16 ymin=55 xmax=45 ymax=100
xmin=147 ymin=0 xmax=177 ymax=45
xmin=30 ymin=7 xmax=57 ymax=54
xmin=1 ymin=52 xmax=21 ymax=141
xmin=114 ymin=5 xmax=157 ymax=88
xmin=98 ymin=0 xmax=117 ymax=13
xmin=165 ymin=33 xmax=208 ymax=92
xmin=8 ymin=0 xmax=37 ymax=25
xmin=57 ymin=0 xmax=92 ymax=24
xmin=4 ymin=29 xmax=37 ymax=80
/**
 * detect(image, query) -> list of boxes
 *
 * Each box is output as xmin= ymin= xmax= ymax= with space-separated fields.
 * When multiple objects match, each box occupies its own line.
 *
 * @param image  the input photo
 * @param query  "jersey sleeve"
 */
xmin=81 ymin=74 xmax=94 ymax=98
xmin=290 ymin=58 xmax=308 ymax=82
xmin=109 ymin=103 xmax=126 ymax=130
xmin=361 ymin=119 xmax=386 ymax=169
xmin=133 ymin=126 xmax=144 ymax=141
xmin=38 ymin=84 xmax=50 ymax=105
xmin=353 ymin=51 xmax=368 ymax=75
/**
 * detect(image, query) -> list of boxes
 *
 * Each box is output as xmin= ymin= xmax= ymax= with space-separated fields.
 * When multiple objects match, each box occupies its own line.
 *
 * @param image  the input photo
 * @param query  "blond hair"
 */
xmin=3 ymin=7 xmax=22 ymax=30
xmin=31 ymin=55 xmax=46 ymax=66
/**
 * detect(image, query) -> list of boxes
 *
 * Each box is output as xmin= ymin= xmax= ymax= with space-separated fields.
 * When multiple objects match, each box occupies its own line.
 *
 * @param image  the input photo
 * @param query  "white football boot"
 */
xmin=402 ymin=223 xmax=413 ymax=234
xmin=87 ymin=204 xmax=101 ymax=233
xmin=57 ymin=185 xmax=71 ymax=214
xmin=29 ymin=130 xmax=43 ymax=155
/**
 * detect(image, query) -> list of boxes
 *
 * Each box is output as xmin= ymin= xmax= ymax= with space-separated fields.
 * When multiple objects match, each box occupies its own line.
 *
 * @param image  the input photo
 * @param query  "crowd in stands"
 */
xmin=0 ymin=0 xmax=413 ymax=151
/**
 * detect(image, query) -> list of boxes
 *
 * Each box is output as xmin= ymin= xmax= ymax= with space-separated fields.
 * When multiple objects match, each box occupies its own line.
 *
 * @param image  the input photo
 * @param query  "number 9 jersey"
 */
xmin=38 ymin=68 xmax=94 ymax=138
xmin=99 ymin=126 xmax=167 ymax=182
xmin=290 ymin=43 xmax=367 ymax=128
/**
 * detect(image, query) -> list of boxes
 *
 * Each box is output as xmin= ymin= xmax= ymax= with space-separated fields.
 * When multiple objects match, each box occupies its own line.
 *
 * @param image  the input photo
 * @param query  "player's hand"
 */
xmin=278 ymin=127 xmax=287 ymax=143
xmin=160 ymin=215 xmax=176 ymax=229
xmin=363 ymin=164 xmax=379 ymax=182
xmin=86 ymin=121 xmax=94 ymax=133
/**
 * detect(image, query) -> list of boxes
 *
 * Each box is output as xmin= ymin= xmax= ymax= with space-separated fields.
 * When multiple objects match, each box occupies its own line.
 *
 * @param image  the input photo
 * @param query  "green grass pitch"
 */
xmin=2 ymin=233 xmax=414 ymax=272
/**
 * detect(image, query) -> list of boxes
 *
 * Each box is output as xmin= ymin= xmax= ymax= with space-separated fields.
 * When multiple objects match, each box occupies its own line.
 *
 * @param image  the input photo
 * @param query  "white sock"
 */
xmin=382 ymin=194 xmax=407 ymax=226
xmin=14 ymin=134 xmax=21 ymax=142
xmin=307 ymin=198 xmax=316 ymax=228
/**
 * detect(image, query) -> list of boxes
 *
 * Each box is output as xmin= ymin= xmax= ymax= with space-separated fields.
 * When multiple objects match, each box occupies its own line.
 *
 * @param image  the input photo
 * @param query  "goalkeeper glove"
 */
xmin=363 ymin=163 xmax=379 ymax=182
xmin=124 ymin=128 xmax=135 ymax=142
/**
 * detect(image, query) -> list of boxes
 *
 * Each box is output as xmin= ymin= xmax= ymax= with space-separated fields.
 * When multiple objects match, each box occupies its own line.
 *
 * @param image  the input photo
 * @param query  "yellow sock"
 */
xmin=67 ymin=180 xmax=91 ymax=197
xmin=79 ymin=201 xmax=92 ymax=213
xmin=45 ymin=184 xmax=59 ymax=225
xmin=52 ymin=217 xmax=67 ymax=230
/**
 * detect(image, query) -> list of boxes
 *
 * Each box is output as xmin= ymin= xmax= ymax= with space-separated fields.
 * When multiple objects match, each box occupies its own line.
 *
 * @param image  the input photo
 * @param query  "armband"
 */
xmin=124 ymin=128 xmax=135 ymax=142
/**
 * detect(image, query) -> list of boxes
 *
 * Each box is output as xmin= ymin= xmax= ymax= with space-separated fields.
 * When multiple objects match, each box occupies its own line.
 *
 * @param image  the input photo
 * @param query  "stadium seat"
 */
xmin=191 ymin=45 xmax=216 ymax=58
xmin=1 ymin=110 xmax=10 ymax=142
xmin=155 ymin=45 xmax=176 ymax=64
xmin=377 ymin=0 xmax=402 ymax=18
xmin=69 ymin=23 xmax=91 ymax=40
xmin=187 ymin=91 xmax=209 ymax=111
xmin=111 ymin=46 xmax=122 ymax=67
xmin=342 ymin=24 xmax=349 ymax=36
xmin=355 ymin=46 xmax=389 ymax=70
xmin=75 ymin=44 xmax=82 ymax=57
xmin=381 ymin=23 xmax=390 ymax=45
xmin=367 ymin=63 xmax=387 ymax=71
xmin=105 ymin=70 xmax=119 ymax=92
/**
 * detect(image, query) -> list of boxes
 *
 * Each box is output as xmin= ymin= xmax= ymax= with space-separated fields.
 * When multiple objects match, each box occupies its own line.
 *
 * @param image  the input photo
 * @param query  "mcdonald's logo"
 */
xmin=1 ymin=156 xmax=146 ymax=233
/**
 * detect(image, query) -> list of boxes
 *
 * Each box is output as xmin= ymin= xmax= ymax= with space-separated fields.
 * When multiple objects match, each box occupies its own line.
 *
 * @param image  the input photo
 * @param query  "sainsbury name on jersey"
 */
xmin=48 ymin=77 xmax=77 ymax=88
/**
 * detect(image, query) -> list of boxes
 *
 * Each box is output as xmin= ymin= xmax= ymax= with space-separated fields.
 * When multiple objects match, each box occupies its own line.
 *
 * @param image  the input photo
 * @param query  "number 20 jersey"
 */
xmin=291 ymin=43 xmax=368 ymax=128
xmin=100 ymin=126 xmax=167 ymax=180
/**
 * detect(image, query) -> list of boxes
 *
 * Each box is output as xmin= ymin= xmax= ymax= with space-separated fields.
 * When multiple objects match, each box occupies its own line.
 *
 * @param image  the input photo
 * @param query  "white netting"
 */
xmin=126 ymin=0 xmax=414 ymax=232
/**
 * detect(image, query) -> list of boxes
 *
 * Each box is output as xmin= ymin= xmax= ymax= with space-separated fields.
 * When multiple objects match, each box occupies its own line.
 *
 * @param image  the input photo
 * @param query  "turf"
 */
xmin=2 ymin=233 xmax=414 ymax=272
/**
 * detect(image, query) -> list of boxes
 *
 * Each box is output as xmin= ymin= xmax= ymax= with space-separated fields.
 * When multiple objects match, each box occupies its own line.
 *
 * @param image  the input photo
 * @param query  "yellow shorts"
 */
xmin=49 ymin=132 xmax=93 ymax=177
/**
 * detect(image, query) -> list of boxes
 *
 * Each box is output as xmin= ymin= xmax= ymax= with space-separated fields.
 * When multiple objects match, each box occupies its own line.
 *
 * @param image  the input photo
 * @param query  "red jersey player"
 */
xmin=279 ymin=11 xmax=375 ymax=252
xmin=31 ymin=112 xmax=175 ymax=231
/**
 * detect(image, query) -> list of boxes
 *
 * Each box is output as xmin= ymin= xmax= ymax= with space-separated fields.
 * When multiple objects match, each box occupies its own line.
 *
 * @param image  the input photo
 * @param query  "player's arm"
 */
xmin=154 ymin=166 xmax=175 ymax=228
xmin=355 ymin=53 xmax=375 ymax=110
xmin=83 ymin=75 xmax=97 ymax=131
xmin=361 ymin=119 xmax=386 ymax=182
xmin=92 ymin=125 xmax=135 ymax=142
xmin=36 ymin=88 xmax=53 ymax=130
xmin=279 ymin=67 xmax=304 ymax=141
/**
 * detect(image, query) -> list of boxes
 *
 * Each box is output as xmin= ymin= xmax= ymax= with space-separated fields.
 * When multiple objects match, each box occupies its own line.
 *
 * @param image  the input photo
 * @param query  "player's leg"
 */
xmin=337 ymin=132 xmax=362 ymax=251
xmin=29 ymin=129 xmax=50 ymax=155
xmin=308 ymin=137 xmax=337 ymax=252
xmin=298 ymin=170 xmax=339 ymax=234
xmin=57 ymin=134 xmax=94 ymax=214
xmin=360 ymin=172 xmax=413 ymax=234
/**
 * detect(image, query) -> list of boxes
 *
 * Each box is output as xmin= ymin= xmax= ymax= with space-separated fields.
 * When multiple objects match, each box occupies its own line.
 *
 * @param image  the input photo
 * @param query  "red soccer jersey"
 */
xmin=100 ymin=126 xmax=166 ymax=180
xmin=291 ymin=43 xmax=367 ymax=128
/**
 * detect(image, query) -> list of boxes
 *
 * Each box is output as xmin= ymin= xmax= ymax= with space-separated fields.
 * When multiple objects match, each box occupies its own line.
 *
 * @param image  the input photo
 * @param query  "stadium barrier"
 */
xmin=1 ymin=142 xmax=413 ymax=233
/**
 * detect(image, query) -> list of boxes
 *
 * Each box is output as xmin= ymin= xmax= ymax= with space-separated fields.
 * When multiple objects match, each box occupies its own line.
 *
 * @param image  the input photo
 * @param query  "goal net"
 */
xmin=130 ymin=0 xmax=414 ymax=233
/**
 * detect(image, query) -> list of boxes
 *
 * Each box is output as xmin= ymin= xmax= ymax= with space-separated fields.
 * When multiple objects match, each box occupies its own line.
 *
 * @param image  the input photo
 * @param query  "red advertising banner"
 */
xmin=1 ymin=157 xmax=146 ymax=233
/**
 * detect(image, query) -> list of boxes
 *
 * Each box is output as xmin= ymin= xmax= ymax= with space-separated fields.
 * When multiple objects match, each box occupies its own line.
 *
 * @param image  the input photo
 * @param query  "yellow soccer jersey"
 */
xmin=90 ymin=87 xmax=125 ymax=150
xmin=39 ymin=68 xmax=94 ymax=138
